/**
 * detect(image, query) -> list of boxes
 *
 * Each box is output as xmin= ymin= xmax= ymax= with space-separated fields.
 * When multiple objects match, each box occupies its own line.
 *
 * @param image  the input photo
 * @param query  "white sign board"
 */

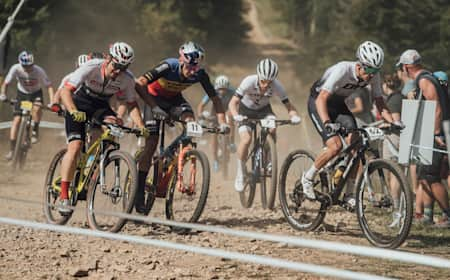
xmin=399 ymin=100 xmax=435 ymax=165
xmin=444 ymin=120 xmax=450 ymax=167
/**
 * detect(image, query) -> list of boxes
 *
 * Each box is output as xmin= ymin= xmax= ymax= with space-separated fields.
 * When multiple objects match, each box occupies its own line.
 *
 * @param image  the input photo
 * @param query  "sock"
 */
xmin=305 ymin=165 xmax=318 ymax=181
xmin=60 ymin=180 xmax=70 ymax=199
xmin=10 ymin=140 xmax=16 ymax=151
xmin=32 ymin=121 xmax=40 ymax=135
xmin=443 ymin=208 xmax=450 ymax=219
xmin=236 ymin=159 xmax=243 ymax=177
xmin=135 ymin=171 xmax=148 ymax=208
xmin=393 ymin=198 xmax=400 ymax=210
xmin=424 ymin=206 xmax=433 ymax=221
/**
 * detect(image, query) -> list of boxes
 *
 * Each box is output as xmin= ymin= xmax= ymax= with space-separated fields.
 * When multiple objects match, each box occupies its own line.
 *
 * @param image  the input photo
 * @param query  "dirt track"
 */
xmin=1 ymin=1 xmax=449 ymax=279
xmin=0 ymin=128 xmax=449 ymax=280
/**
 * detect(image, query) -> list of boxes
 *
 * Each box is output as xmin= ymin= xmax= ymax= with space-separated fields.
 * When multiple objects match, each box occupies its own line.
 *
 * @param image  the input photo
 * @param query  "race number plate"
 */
xmin=109 ymin=126 xmax=124 ymax=138
xmin=20 ymin=101 xmax=33 ymax=110
xmin=364 ymin=127 xmax=384 ymax=141
xmin=186 ymin=121 xmax=203 ymax=137
xmin=260 ymin=119 xmax=276 ymax=129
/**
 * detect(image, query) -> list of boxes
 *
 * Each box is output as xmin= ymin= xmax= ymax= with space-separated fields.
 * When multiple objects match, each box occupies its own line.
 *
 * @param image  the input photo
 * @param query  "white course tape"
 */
xmin=1 ymin=195 xmax=450 ymax=269
xmin=95 ymin=209 xmax=450 ymax=269
xmin=0 ymin=216 xmax=392 ymax=280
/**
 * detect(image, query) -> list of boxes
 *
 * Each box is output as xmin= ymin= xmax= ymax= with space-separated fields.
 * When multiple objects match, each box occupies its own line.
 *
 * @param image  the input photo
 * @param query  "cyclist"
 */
xmin=302 ymin=41 xmax=396 ymax=206
xmin=229 ymin=58 xmax=301 ymax=192
xmin=0 ymin=51 xmax=55 ymax=155
xmin=57 ymin=42 xmax=149 ymax=214
xmin=197 ymin=74 xmax=236 ymax=172
xmin=134 ymin=41 xmax=229 ymax=213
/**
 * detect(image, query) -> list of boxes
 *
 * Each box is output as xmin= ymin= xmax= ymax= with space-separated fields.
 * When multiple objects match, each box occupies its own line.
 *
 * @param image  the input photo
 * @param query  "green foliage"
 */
xmin=138 ymin=0 xmax=250 ymax=57
xmin=0 ymin=0 xmax=56 ymax=54
xmin=263 ymin=0 xmax=450 ymax=82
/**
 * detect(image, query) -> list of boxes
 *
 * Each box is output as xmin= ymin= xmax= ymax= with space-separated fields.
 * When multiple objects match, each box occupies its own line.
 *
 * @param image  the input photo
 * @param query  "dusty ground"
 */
xmin=1 ymin=2 xmax=449 ymax=279
xmin=0 ymin=127 xmax=449 ymax=280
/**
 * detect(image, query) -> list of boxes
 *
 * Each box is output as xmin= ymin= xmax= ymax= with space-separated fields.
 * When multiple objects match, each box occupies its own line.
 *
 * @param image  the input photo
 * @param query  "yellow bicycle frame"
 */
xmin=52 ymin=128 xmax=116 ymax=198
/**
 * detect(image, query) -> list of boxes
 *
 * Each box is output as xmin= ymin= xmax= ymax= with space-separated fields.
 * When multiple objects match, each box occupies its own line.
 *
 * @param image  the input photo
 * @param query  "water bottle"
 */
xmin=333 ymin=156 xmax=348 ymax=186
xmin=84 ymin=155 xmax=95 ymax=176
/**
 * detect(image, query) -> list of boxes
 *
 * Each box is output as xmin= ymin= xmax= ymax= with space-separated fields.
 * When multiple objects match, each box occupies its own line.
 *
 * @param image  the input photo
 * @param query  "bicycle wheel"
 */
xmin=356 ymin=159 xmax=413 ymax=248
xmin=86 ymin=150 xmax=138 ymax=233
xmin=132 ymin=149 xmax=156 ymax=216
xmin=260 ymin=134 xmax=277 ymax=210
xmin=279 ymin=149 xmax=326 ymax=231
xmin=239 ymin=153 xmax=256 ymax=208
xmin=12 ymin=116 xmax=29 ymax=170
xmin=166 ymin=149 xmax=210 ymax=224
xmin=43 ymin=149 xmax=73 ymax=225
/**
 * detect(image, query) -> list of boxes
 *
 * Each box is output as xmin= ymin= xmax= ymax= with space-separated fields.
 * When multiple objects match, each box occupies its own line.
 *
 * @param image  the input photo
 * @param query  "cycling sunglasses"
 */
xmin=363 ymin=65 xmax=380 ymax=75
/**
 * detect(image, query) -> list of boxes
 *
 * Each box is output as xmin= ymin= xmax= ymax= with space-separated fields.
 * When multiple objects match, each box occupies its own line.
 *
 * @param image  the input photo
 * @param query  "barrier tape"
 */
xmin=0 ymin=216 xmax=392 ymax=280
xmin=1 ymin=195 xmax=449 ymax=269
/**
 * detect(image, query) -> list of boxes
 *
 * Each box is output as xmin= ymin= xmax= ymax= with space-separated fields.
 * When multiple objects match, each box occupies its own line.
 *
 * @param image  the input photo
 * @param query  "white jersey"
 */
xmin=4 ymin=63 xmax=52 ymax=94
xmin=58 ymin=73 xmax=72 ymax=90
xmin=235 ymin=74 xmax=288 ymax=110
xmin=65 ymin=58 xmax=136 ymax=103
xmin=315 ymin=61 xmax=382 ymax=98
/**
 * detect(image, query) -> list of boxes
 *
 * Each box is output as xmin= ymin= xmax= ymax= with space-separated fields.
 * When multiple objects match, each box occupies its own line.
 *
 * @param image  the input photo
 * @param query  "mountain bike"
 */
xmin=239 ymin=118 xmax=291 ymax=210
xmin=43 ymin=116 xmax=141 ymax=233
xmin=279 ymin=124 xmax=412 ymax=248
xmin=137 ymin=120 xmax=221 ymax=226
xmin=200 ymin=114 xmax=232 ymax=179
xmin=5 ymin=99 xmax=50 ymax=170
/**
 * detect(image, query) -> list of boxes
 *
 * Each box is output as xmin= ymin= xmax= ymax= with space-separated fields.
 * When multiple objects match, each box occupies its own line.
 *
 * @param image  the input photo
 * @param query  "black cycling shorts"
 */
xmin=143 ymin=94 xmax=194 ymax=135
xmin=13 ymin=89 xmax=43 ymax=115
xmin=65 ymin=89 xmax=116 ymax=142
xmin=238 ymin=103 xmax=275 ymax=132
xmin=307 ymin=84 xmax=356 ymax=143
xmin=417 ymin=143 xmax=449 ymax=183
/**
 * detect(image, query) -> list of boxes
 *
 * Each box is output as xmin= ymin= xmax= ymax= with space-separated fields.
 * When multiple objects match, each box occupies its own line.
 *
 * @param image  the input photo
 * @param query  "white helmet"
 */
xmin=76 ymin=54 xmax=89 ymax=68
xmin=214 ymin=75 xmax=230 ymax=90
xmin=109 ymin=42 xmax=135 ymax=65
xmin=256 ymin=58 xmax=278 ymax=81
xmin=18 ymin=51 xmax=34 ymax=66
xmin=356 ymin=41 xmax=384 ymax=69
xmin=179 ymin=41 xmax=205 ymax=65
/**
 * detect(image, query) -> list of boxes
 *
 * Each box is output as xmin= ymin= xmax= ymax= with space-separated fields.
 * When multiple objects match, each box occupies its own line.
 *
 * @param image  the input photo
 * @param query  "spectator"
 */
xmin=345 ymin=87 xmax=375 ymax=127
xmin=397 ymin=49 xmax=450 ymax=227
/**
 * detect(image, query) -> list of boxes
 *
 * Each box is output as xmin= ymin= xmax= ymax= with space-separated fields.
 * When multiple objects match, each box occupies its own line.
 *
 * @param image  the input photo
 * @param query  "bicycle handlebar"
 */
xmin=240 ymin=118 xmax=293 ymax=126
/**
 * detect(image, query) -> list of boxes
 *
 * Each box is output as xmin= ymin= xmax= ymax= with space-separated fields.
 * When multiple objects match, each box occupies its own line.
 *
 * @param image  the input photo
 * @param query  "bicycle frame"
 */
xmin=318 ymin=130 xmax=370 ymax=205
xmin=150 ymin=121 xmax=197 ymax=196
xmin=52 ymin=126 xmax=120 ymax=198
xmin=244 ymin=122 xmax=271 ymax=180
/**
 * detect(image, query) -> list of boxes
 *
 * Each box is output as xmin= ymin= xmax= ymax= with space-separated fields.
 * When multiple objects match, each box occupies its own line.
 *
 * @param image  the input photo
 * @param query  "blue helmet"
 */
xmin=18 ymin=51 xmax=34 ymax=66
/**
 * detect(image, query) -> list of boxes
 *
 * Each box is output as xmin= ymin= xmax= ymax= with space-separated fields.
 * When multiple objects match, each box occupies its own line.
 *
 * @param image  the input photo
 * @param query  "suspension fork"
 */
xmin=176 ymin=143 xmax=193 ymax=192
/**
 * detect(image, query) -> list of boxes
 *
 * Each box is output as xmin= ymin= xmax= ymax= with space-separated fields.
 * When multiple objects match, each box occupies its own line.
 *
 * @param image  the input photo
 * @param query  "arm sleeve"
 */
xmin=235 ymin=76 xmax=252 ymax=98
xmin=141 ymin=62 xmax=171 ymax=84
xmin=198 ymin=70 xmax=217 ymax=98
xmin=320 ymin=68 xmax=346 ymax=94
xmin=38 ymin=67 xmax=52 ymax=87
xmin=65 ymin=62 xmax=95 ymax=91
xmin=273 ymin=80 xmax=289 ymax=103
xmin=4 ymin=65 xmax=17 ymax=85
